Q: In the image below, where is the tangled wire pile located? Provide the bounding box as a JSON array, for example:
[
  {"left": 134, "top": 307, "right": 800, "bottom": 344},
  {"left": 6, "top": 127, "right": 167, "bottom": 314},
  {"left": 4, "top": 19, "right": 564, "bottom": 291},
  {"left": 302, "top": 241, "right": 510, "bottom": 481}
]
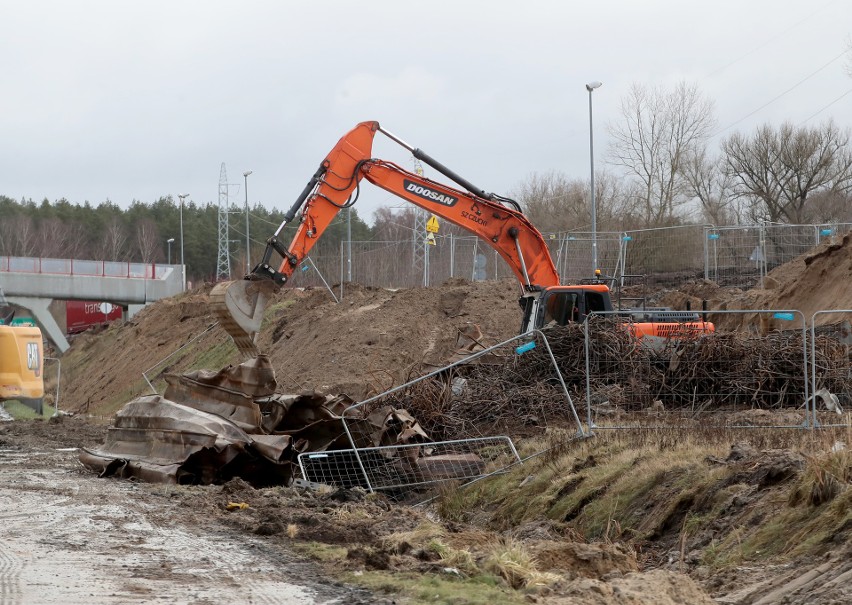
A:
[{"left": 383, "top": 319, "right": 852, "bottom": 441}]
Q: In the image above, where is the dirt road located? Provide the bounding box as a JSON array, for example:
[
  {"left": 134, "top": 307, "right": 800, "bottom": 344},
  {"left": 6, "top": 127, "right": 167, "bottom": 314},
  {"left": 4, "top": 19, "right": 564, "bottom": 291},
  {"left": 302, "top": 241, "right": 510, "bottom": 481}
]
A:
[{"left": 0, "top": 419, "right": 385, "bottom": 605}]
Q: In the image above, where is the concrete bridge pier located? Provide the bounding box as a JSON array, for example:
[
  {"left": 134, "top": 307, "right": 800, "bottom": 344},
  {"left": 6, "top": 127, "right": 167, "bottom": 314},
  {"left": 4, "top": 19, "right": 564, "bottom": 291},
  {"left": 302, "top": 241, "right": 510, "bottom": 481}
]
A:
[{"left": 6, "top": 296, "right": 70, "bottom": 354}]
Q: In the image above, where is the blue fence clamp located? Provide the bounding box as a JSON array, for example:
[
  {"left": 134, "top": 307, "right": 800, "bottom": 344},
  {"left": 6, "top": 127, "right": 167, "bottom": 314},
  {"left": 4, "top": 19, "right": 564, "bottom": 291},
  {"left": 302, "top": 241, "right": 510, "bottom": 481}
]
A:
[
  {"left": 515, "top": 341, "right": 536, "bottom": 355},
  {"left": 820, "top": 229, "right": 833, "bottom": 236},
  {"left": 772, "top": 312, "right": 795, "bottom": 321},
  {"left": 708, "top": 233, "right": 720, "bottom": 240},
  {"left": 301, "top": 265, "right": 310, "bottom": 273},
  {"left": 622, "top": 235, "right": 632, "bottom": 241}
]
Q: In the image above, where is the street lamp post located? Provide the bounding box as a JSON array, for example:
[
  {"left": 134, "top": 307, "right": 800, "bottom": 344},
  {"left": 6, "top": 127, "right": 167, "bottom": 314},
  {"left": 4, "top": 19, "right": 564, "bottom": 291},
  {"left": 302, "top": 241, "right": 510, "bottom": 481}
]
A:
[
  {"left": 178, "top": 194, "right": 190, "bottom": 291},
  {"left": 243, "top": 171, "right": 252, "bottom": 274},
  {"left": 166, "top": 238, "right": 175, "bottom": 265},
  {"left": 585, "top": 80, "right": 602, "bottom": 277}
]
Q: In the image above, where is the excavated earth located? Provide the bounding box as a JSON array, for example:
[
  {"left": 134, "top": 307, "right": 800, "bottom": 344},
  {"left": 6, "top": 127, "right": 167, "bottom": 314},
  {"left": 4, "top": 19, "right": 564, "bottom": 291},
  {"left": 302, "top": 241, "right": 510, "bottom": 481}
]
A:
[{"left": 3, "top": 230, "right": 852, "bottom": 604}]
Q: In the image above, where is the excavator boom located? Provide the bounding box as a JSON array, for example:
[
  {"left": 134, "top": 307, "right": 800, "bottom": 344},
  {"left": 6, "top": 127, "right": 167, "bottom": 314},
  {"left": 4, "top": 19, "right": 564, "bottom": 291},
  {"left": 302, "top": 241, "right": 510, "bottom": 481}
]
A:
[
  {"left": 252, "top": 121, "right": 558, "bottom": 289},
  {"left": 213, "top": 121, "right": 560, "bottom": 355}
]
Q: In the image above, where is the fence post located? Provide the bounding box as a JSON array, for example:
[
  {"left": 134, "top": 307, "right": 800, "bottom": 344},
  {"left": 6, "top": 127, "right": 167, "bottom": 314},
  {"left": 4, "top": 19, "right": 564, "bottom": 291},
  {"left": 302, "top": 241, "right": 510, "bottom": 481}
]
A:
[
  {"left": 450, "top": 233, "right": 455, "bottom": 279},
  {"left": 584, "top": 317, "right": 593, "bottom": 436},
  {"left": 339, "top": 240, "right": 345, "bottom": 301}
]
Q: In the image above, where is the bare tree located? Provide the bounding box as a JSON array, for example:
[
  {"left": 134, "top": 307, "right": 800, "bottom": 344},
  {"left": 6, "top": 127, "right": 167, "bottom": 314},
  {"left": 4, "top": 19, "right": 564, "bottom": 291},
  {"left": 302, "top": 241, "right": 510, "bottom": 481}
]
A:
[
  {"left": 512, "top": 171, "right": 635, "bottom": 233},
  {"left": 100, "top": 218, "right": 128, "bottom": 261},
  {"left": 607, "top": 81, "right": 716, "bottom": 227},
  {"left": 514, "top": 172, "right": 587, "bottom": 232},
  {"left": 682, "top": 149, "right": 742, "bottom": 225},
  {"left": 805, "top": 190, "right": 852, "bottom": 223},
  {"left": 64, "top": 223, "right": 89, "bottom": 259},
  {"left": 1, "top": 216, "right": 38, "bottom": 256},
  {"left": 0, "top": 217, "right": 19, "bottom": 255},
  {"left": 38, "top": 218, "right": 71, "bottom": 257},
  {"left": 371, "top": 207, "right": 420, "bottom": 241},
  {"left": 135, "top": 219, "right": 161, "bottom": 263},
  {"left": 721, "top": 121, "right": 852, "bottom": 223}
]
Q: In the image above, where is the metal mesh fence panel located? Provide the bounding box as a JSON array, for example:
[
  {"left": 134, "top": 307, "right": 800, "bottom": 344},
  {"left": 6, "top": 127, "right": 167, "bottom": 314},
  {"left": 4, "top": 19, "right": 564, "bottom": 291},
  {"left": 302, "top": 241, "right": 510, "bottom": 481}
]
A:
[
  {"left": 706, "top": 224, "right": 852, "bottom": 288},
  {"left": 281, "top": 222, "right": 852, "bottom": 295},
  {"left": 704, "top": 226, "right": 764, "bottom": 287},
  {"left": 297, "top": 436, "right": 521, "bottom": 492},
  {"left": 764, "top": 223, "right": 852, "bottom": 269},
  {"left": 584, "top": 310, "right": 810, "bottom": 430},
  {"left": 545, "top": 232, "right": 622, "bottom": 282},
  {"left": 622, "top": 226, "right": 707, "bottom": 286},
  {"left": 306, "top": 331, "right": 586, "bottom": 492},
  {"left": 810, "top": 311, "right": 852, "bottom": 428}
]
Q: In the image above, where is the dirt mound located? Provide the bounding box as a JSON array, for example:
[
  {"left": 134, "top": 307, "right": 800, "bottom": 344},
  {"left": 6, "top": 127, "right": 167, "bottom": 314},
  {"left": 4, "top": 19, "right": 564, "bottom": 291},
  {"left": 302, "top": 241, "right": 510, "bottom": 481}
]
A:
[
  {"left": 59, "top": 279, "right": 521, "bottom": 415},
  {"left": 743, "top": 230, "right": 852, "bottom": 323},
  {"left": 655, "top": 231, "right": 852, "bottom": 331},
  {"left": 253, "top": 279, "right": 520, "bottom": 396}
]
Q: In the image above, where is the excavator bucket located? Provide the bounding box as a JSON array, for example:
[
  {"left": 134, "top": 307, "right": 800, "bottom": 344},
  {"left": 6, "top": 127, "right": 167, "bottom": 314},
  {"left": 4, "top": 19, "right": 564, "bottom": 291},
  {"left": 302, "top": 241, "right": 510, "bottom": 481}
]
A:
[{"left": 210, "top": 279, "right": 278, "bottom": 358}]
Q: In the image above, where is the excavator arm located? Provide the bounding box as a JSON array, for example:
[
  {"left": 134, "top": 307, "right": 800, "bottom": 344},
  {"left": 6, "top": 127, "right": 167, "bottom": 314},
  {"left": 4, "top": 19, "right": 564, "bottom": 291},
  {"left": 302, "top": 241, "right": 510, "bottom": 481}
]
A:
[
  {"left": 214, "top": 120, "right": 560, "bottom": 356},
  {"left": 253, "top": 121, "right": 559, "bottom": 289}
]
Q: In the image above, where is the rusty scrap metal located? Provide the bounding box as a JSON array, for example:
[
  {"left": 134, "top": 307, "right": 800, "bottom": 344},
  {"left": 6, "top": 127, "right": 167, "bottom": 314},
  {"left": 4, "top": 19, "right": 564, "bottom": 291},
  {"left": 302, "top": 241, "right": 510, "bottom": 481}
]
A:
[
  {"left": 81, "top": 356, "right": 452, "bottom": 487},
  {"left": 78, "top": 395, "right": 296, "bottom": 485}
]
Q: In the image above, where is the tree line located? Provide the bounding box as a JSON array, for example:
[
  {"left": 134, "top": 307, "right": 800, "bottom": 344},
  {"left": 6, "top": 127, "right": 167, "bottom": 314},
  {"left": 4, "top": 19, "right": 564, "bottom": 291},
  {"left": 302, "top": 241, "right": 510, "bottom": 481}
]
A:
[{"left": 0, "top": 196, "right": 372, "bottom": 284}]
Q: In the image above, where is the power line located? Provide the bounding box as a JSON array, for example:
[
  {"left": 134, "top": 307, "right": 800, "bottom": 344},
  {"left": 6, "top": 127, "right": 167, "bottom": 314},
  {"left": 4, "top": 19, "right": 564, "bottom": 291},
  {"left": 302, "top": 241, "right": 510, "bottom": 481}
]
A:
[
  {"left": 798, "top": 87, "right": 852, "bottom": 125},
  {"left": 713, "top": 48, "right": 848, "bottom": 137},
  {"left": 704, "top": 0, "right": 839, "bottom": 79}
]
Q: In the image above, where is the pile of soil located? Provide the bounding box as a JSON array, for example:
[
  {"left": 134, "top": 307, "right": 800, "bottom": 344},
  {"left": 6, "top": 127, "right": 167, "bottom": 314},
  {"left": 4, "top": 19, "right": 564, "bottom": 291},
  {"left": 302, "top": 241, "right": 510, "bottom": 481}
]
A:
[{"left": 59, "top": 279, "right": 521, "bottom": 415}]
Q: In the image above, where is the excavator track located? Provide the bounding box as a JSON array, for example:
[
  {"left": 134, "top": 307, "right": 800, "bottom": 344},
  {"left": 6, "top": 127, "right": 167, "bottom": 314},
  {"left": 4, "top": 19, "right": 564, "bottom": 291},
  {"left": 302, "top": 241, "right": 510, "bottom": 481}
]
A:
[{"left": 210, "top": 280, "right": 277, "bottom": 359}]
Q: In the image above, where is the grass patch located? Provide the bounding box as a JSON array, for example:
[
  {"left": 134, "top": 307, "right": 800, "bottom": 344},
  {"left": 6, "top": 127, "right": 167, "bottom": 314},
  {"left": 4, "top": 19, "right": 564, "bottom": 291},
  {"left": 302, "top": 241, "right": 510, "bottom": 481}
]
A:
[
  {"left": 341, "top": 570, "right": 526, "bottom": 605},
  {"left": 94, "top": 380, "right": 152, "bottom": 416},
  {"left": 483, "top": 538, "right": 560, "bottom": 590},
  {"left": 294, "top": 535, "right": 527, "bottom": 605},
  {"left": 261, "top": 299, "right": 297, "bottom": 330},
  {"left": 187, "top": 338, "right": 238, "bottom": 372},
  {"left": 1, "top": 400, "right": 58, "bottom": 419}
]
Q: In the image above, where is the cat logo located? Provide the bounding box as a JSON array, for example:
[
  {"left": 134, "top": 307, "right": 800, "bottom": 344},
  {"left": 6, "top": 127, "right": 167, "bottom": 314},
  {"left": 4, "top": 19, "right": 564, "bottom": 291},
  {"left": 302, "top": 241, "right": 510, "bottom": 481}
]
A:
[{"left": 26, "top": 342, "right": 40, "bottom": 377}]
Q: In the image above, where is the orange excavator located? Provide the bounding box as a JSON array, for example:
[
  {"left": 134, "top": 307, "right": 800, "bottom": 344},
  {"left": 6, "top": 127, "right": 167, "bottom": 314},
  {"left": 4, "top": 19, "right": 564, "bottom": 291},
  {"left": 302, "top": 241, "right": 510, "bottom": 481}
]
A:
[{"left": 212, "top": 121, "right": 713, "bottom": 356}]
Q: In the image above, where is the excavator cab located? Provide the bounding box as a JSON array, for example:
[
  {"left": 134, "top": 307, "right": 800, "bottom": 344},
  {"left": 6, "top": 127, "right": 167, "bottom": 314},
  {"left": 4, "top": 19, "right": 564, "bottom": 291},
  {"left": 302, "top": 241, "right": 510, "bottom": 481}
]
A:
[
  {"left": 540, "top": 286, "right": 613, "bottom": 325},
  {"left": 520, "top": 285, "right": 615, "bottom": 332}
]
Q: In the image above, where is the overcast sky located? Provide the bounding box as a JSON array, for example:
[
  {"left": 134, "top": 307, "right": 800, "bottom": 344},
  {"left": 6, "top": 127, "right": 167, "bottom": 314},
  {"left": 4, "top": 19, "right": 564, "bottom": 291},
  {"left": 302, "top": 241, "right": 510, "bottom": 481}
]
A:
[{"left": 2, "top": 0, "right": 850, "bottom": 232}]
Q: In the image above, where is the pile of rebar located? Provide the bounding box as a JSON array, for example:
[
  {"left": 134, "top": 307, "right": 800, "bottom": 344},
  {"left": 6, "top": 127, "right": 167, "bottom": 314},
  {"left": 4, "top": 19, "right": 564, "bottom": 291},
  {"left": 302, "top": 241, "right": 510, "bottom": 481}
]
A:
[{"left": 384, "top": 320, "right": 852, "bottom": 440}]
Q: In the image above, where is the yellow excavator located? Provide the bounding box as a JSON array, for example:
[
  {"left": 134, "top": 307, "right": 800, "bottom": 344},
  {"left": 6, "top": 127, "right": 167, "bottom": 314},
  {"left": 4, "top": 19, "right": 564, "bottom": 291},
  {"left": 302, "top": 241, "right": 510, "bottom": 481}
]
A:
[
  {"left": 212, "top": 121, "right": 713, "bottom": 355},
  {"left": 0, "top": 297, "right": 45, "bottom": 414}
]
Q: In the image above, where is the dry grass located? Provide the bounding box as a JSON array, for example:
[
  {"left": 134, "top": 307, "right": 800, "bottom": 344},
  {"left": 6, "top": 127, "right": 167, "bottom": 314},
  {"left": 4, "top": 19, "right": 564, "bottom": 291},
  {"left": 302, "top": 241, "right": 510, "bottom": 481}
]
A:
[
  {"left": 427, "top": 539, "right": 480, "bottom": 577},
  {"left": 432, "top": 423, "right": 852, "bottom": 577},
  {"left": 382, "top": 521, "right": 446, "bottom": 554},
  {"left": 483, "top": 538, "right": 560, "bottom": 590}
]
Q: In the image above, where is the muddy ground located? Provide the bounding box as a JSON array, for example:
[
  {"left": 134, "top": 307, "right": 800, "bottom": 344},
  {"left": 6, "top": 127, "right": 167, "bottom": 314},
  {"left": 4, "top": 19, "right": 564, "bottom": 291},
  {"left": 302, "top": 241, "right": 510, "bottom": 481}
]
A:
[
  {"left": 5, "top": 416, "right": 852, "bottom": 604},
  {"left": 0, "top": 417, "right": 393, "bottom": 605},
  {"left": 1, "top": 417, "right": 721, "bottom": 605}
]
